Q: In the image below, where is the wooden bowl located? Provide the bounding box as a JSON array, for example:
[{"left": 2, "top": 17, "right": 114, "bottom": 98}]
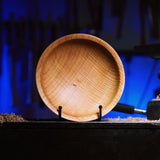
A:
[{"left": 36, "top": 34, "right": 125, "bottom": 122}]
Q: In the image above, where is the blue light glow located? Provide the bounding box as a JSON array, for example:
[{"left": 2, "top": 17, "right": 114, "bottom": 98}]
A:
[{"left": 0, "top": 0, "right": 160, "bottom": 119}]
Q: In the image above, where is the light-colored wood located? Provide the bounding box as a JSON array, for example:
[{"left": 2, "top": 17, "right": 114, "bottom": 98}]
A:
[{"left": 36, "top": 33, "right": 125, "bottom": 122}]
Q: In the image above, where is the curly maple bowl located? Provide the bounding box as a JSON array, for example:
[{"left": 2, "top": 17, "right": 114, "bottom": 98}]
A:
[{"left": 36, "top": 34, "right": 125, "bottom": 122}]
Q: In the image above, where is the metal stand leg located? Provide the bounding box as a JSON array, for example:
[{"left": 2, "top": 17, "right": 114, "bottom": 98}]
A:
[
  {"left": 98, "top": 105, "right": 102, "bottom": 121},
  {"left": 58, "top": 106, "right": 62, "bottom": 120}
]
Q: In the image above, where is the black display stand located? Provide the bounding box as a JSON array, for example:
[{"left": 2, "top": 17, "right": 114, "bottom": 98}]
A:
[{"left": 57, "top": 105, "right": 103, "bottom": 121}]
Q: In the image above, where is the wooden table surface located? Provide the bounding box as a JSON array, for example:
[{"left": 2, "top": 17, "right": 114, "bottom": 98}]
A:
[{"left": 1, "top": 120, "right": 160, "bottom": 160}]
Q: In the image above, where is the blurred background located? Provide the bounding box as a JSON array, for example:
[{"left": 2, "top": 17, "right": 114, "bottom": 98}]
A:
[{"left": 0, "top": 0, "right": 160, "bottom": 120}]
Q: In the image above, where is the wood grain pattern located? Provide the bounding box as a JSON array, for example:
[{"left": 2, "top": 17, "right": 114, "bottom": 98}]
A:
[{"left": 36, "top": 33, "right": 125, "bottom": 122}]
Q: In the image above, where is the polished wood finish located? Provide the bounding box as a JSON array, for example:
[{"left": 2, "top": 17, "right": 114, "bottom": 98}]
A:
[{"left": 36, "top": 34, "right": 125, "bottom": 122}]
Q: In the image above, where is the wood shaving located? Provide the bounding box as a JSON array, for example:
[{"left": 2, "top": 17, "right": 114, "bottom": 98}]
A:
[
  {"left": 1, "top": 113, "right": 160, "bottom": 123},
  {"left": 0, "top": 113, "right": 26, "bottom": 123},
  {"left": 105, "top": 117, "right": 160, "bottom": 122}
]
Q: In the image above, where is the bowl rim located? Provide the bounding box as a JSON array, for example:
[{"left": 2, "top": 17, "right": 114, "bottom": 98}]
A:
[{"left": 36, "top": 33, "right": 125, "bottom": 122}]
